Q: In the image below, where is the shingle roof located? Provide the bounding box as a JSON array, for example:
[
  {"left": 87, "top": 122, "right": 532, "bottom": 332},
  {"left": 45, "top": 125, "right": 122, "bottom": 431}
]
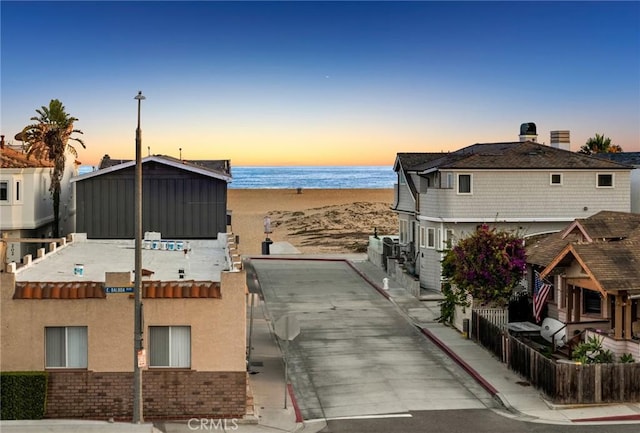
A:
[
  {"left": 1, "top": 146, "right": 54, "bottom": 168},
  {"left": 420, "top": 141, "right": 632, "bottom": 171},
  {"left": 594, "top": 152, "right": 640, "bottom": 166},
  {"left": 528, "top": 211, "right": 640, "bottom": 293},
  {"left": 99, "top": 154, "right": 231, "bottom": 175},
  {"left": 73, "top": 155, "right": 232, "bottom": 183},
  {"left": 572, "top": 234, "right": 640, "bottom": 292},
  {"left": 527, "top": 211, "right": 640, "bottom": 267},
  {"left": 395, "top": 152, "right": 445, "bottom": 171},
  {"left": 13, "top": 280, "right": 221, "bottom": 299}
]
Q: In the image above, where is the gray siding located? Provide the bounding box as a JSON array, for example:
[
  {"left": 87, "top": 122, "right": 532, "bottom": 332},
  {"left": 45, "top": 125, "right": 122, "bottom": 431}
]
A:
[
  {"left": 394, "top": 173, "right": 416, "bottom": 213},
  {"left": 76, "top": 162, "right": 227, "bottom": 239},
  {"left": 421, "top": 170, "right": 630, "bottom": 219}
]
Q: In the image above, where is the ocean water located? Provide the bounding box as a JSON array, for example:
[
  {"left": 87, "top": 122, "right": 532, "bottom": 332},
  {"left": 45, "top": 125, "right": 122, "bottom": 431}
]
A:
[
  {"left": 229, "top": 166, "right": 395, "bottom": 189},
  {"left": 78, "top": 165, "right": 396, "bottom": 189}
]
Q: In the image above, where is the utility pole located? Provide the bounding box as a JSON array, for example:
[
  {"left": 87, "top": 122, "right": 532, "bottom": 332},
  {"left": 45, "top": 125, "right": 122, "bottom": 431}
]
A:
[{"left": 133, "top": 91, "right": 145, "bottom": 423}]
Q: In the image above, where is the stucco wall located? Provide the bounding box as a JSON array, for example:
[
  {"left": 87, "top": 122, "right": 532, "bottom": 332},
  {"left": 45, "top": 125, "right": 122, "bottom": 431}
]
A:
[{"left": 0, "top": 271, "right": 246, "bottom": 373}]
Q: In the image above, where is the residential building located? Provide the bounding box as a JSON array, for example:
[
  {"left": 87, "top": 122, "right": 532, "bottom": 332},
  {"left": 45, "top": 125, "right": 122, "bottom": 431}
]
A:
[
  {"left": 0, "top": 234, "right": 248, "bottom": 419},
  {"left": 72, "top": 155, "right": 232, "bottom": 239},
  {"left": 391, "top": 125, "right": 633, "bottom": 293},
  {"left": 594, "top": 152, "right": 640, "bottom": 213},
  {"left": 527, "top": 211, "right": 640, "bottom": 357},
  {"left": 0, "top": 135, "right": 79, "bottom": 263}
]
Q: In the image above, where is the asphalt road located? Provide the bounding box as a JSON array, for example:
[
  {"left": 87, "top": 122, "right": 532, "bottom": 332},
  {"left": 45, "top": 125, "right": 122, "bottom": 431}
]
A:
[
  {"left": 321, "top": 410, "right": 640, "bottom": 433},
  {"left": 250, "top": 259, "right": 497, "bottom": 420}
]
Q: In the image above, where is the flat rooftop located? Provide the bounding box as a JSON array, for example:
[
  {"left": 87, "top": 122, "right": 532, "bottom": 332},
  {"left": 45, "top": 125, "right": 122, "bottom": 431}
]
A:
[{"left": 16, "top": 238, "right": 228, "bottom": 282}]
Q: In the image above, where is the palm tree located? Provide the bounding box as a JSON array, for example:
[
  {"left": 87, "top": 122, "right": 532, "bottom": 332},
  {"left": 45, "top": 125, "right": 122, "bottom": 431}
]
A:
[
  {"left": 579, "top": 133, "right": 623, "bottom": 155},
  {"left": 18, "top": 99, "right": 85, "bottom": 237}
]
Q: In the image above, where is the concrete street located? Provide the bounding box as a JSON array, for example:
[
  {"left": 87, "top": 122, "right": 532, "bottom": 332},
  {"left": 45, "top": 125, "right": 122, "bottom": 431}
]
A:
[{"left": 251, "top": 258, "right": 496, "bottom": 420}]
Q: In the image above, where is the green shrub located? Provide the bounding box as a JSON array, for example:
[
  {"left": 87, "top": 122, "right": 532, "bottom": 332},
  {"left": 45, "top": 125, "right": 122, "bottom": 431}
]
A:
[
  {"left": 619, "top": 353, "right": 635, "bottom": 363},
  {"left": 571, "top": 336, "right": 614, "bottom": 364},
  {"left": 0, "top": 372, "right": 48, "bottom": 420}
]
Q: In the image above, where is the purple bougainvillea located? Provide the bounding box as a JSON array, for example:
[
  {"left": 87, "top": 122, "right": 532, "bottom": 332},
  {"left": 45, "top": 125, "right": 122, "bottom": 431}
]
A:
[{"left": 441, "top": 224, "right": 526, "bottom": 306}]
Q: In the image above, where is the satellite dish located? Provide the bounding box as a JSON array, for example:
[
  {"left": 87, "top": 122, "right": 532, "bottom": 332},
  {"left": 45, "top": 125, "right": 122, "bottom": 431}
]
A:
[{"left": 540, "top": 317, "right": 566, "bottom": 347}]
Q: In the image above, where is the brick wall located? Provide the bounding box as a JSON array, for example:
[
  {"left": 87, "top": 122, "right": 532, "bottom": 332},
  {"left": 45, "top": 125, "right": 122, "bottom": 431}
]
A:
[{"left": 45, "top": 370, "right": 246, "bottom": 420}]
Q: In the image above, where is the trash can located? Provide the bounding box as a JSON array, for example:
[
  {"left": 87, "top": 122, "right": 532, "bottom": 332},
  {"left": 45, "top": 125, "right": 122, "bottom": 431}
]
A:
[{"left": 261, "top": 238, "right": 273, "bottom": 255}]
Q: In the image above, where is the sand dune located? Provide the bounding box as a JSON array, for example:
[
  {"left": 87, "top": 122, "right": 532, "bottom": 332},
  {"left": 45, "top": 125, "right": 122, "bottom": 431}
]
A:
[{"left": 227, "top": 189, "right": 397, "bottom": 255}]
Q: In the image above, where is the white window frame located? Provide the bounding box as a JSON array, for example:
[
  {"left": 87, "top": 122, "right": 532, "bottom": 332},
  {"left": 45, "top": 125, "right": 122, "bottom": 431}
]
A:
[
  {"left": 427, "top": 227, "right": 436, "bottom": 249},
  {"left": 45, "top": 326, "right": 88, "bottom": 369},
  {"left": 149, "top": 326, "right": 191, "bottom": 368},
  {"left": 419, "top": 226, "right": 426, "bottom": 248},
  {"left": 550, "top": 173, "right": 563, "bottom": 186},
  {"left": 596, "top": 173, "right": 614, "bottom": 188},
  {"left": 457, "top": 174, "right": 473, "bottom": 195}
]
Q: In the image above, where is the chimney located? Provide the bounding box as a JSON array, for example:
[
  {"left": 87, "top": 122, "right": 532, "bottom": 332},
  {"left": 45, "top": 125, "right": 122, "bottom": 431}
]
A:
[
  {"left": 519, "top": 123, "right": 537, "bottom": 143},
  {"left": 550, "top": 130, "right": 570, "bottom": 151}
]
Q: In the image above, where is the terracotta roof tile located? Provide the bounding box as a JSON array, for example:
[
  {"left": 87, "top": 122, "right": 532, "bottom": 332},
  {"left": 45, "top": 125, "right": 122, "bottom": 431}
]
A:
[
  {"left": 13, "top": 280, "right": 221, "bottom": 299},
  {"left": 142, "top": 281, "right": 221, "bottom": 298},
  {"left": 1, "top": 146, "right": 54, "bottom": 168},
  {"left": 14, "top": 282, "right": 106, "bottom": 299}
]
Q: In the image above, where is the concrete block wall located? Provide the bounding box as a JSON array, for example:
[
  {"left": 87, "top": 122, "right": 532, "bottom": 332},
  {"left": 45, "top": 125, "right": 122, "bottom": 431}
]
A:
[{"left": 45, "top": 370, "right": 246, "bottom": 420}]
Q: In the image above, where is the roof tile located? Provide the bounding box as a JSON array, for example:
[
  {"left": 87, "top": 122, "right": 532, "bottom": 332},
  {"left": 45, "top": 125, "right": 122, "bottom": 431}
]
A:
[{"left": 13, "top": 280, "right": 221, "bottom": 299}]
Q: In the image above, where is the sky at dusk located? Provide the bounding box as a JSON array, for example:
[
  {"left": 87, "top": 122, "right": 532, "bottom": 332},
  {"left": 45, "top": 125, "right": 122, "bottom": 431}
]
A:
[{"left": 1, "top": 1, "right": 639, "bottom": 167}]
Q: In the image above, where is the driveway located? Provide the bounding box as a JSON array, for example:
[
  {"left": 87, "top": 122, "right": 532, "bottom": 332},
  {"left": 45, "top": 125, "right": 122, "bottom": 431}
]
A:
[{"left": 250, "top": 258, "right": 496, "bottom": 420}]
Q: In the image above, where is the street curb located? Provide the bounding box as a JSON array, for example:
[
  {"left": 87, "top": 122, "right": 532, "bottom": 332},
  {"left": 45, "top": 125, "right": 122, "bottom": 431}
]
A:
[
  {"left": 417, "top": 327, "right": 500, "bottom": 397},
  {"left": 287, "top": 383, "right": 304, "bottom": 423}
]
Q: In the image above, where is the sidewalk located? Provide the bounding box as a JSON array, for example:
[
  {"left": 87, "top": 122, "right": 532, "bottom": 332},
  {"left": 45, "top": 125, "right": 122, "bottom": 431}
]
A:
[{"left": 349, "top": 258, "right": 640, "bottom": 425}]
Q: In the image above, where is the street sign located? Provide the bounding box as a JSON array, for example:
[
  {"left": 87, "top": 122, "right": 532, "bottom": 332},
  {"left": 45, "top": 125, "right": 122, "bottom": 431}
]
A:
[
  {"left": 105, "top": 287, "right": 134, "bottom": 294},
  {"left": 275, "top": 314, "right": 300, "bottom": 341}
]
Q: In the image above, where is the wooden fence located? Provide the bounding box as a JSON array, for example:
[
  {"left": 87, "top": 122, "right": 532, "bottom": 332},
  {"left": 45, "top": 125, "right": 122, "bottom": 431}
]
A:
[{"left": 471, "top": 311, "right": 640, "bottom": 404}]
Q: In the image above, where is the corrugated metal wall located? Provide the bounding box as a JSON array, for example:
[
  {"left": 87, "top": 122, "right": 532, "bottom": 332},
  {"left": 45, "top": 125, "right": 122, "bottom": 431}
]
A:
[{"left": 76, "top": 162, "right": 227, "bottom": 239}]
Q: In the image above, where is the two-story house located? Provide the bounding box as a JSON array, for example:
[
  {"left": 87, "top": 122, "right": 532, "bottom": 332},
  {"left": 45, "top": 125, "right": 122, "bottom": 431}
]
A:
[
  {"left": 0, "top": 135, "right": 78, "bottom": 264},
  {"left": 392, "top": 127, "right": 632, "bottom": 292}
]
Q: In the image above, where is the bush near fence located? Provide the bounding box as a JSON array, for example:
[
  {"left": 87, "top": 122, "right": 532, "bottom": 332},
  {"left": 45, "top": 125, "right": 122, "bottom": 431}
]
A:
[
  {"left": 471, "top": 312, "right": 640, "bottom": 404},
  {"left": 1, "top": 372, "right": 48, "bottom": 420}
]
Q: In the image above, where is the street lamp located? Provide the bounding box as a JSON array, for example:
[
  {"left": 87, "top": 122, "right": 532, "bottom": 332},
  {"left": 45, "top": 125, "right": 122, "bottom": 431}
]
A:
[{"left": 133, "top": 91, "right": 145, "bottom": 423}]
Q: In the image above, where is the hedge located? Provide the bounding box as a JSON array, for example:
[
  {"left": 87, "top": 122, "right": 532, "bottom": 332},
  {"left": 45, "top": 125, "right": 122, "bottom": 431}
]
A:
[{"left": 1, "top": 372, "right": 48, "bottom": 420}]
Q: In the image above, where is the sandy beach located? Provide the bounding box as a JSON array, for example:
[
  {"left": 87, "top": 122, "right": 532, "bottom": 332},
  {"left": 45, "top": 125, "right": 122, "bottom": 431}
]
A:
[{"left": 227, "top": 189, "right": 397, "bottom": 255}]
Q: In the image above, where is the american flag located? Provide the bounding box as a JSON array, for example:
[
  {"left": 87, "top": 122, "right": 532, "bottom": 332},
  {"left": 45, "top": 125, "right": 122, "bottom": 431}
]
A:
[{"left": 533, "top": 271, "right": 552, "bottom": 323}]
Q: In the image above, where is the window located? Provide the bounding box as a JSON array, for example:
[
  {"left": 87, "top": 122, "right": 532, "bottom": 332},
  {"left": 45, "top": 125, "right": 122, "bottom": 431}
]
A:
[
  {"left": 399, "top": 171, "right": 406, "bottom": 185},
  {"left": 45, "top": 326, "right": 88, "bottom": 368},
  {"left": 0, "top": 181, "right": 7, "bottom": 201},
  {"left": 444, "top": 229, "right": 455, "bottom": 249},
  {"left": 550, "top": 173, "right": 563, "bottom": 185},
  {"left": 583, "top": 290, "right": 601, "bottom": 315},
  {"left": 596, "top": 173, "right": 614, "bottom": 188},
  {"left": 446, "top": 173, "right": 454, "bottom": 189},
  {"left": 399, "top": 220, "right": 408, "bottom": 244},
  {"left": 457, "top": 174, "right": 472, "bottom": 194},
  {"left": 419, "top": 227, "right": 426, "bottom": 248},
  {"left": 427, "top": 228, "right": 436, "bottom": 249},
  {"left": 149, "top": 326, "right": 191, "bottom": 368}
]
